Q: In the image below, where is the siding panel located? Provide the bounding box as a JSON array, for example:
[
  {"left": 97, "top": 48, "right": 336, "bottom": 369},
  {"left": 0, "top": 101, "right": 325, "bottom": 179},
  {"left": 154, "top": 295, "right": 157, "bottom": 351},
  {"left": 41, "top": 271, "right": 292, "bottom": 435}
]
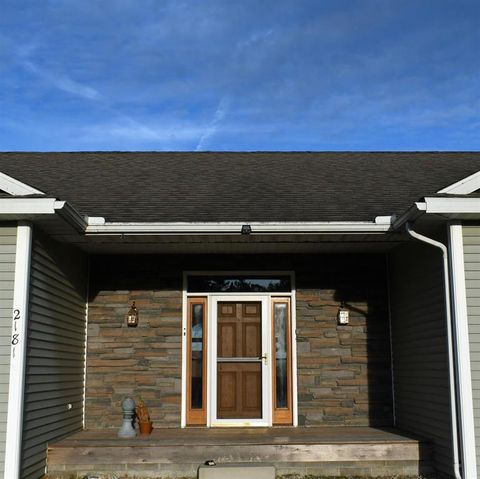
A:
[
  {"left": 389, "top": 242, "right": 453, "bottom": 476},
  {"left": 463, "top": 225, "right": 480, "bottom": 471},
  {"left": 21, "top": 231, "right": 87, "bottom": 479},
  {"left": 0, "top": 226, "right": 16, "bottom": 477}
]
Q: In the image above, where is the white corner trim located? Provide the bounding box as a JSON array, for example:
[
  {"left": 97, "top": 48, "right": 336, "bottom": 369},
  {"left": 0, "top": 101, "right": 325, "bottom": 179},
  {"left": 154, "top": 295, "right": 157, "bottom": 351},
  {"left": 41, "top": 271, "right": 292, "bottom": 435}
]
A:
[
  {"left": 448, "top": 222, "right": 477, "bottom": 479},
  {"left": 85, "top": 220, "right": 392, "bottom": 235},
  {"left": 0, "top": 172, "right": 44, "bottom": 196},
  {"left": 5, "top": 223, "right": 33, "bottom": 479},
  {"left": 438, "top": 170, "right": 480, "bottom": 195}
]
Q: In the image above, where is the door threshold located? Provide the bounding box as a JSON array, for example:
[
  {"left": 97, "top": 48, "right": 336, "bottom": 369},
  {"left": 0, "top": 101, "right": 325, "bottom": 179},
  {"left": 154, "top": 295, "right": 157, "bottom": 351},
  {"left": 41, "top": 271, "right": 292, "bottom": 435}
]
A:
[{"left": 210, "top": 421, "right": 270, "bottom": 427}]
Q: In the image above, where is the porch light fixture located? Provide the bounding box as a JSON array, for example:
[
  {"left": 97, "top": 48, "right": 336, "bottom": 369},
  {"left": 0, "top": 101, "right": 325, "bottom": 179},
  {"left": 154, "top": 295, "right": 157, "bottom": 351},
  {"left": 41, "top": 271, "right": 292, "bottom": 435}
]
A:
[
  {"left": 127, "top": 301, "right": 139, "bottom": 327},
  {"left": 241, "top": 224, "right": 252, "bottom": 235},
  {"left": 337, "top": 303, "right": 349, "bottom": 325}
]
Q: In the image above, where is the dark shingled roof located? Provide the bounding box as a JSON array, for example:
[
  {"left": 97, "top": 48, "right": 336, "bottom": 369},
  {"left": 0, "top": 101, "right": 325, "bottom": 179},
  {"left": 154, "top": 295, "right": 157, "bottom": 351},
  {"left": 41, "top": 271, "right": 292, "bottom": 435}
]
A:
[{"left": 0, "top": 152, "right": 479, "bottom": 223}]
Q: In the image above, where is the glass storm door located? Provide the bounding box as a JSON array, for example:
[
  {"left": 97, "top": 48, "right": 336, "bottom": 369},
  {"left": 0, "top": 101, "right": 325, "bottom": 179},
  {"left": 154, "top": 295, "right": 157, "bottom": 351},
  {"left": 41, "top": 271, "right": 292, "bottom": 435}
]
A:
[{"left": 210, "top": 297, "right": 270, "bottom": 426}]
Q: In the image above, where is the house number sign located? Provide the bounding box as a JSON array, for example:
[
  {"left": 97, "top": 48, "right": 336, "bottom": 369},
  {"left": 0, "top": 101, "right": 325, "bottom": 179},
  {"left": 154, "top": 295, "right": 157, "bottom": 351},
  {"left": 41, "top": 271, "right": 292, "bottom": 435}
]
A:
[{"left": 11, "top": 309, "right": 21, "bottom": 357}]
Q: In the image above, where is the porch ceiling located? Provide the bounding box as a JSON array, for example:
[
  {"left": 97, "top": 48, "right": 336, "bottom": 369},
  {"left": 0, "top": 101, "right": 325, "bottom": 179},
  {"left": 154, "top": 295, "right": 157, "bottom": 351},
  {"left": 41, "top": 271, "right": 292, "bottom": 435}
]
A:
[
  {"left": 78, "top": 237, "right": 404, "bottom": 254},
  {"left": 34, "top": 215, "right": 406, "bottom": 253}
]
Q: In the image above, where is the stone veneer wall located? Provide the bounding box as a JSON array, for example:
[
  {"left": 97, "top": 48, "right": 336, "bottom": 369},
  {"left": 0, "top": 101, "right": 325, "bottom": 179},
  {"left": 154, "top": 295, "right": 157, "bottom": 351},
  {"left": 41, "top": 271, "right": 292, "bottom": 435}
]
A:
[
  {"left": 295, "top": 261, "right": 393, "bottom": 426},
  {"left": 85, "top": 254, "right": 392, "bottom": 428}
]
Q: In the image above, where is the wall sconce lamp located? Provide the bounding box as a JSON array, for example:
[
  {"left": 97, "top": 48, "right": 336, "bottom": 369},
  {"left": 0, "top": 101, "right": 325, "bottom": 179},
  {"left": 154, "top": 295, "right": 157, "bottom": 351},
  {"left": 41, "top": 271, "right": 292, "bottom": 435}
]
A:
[
  {"left": 127, "top": 301, "right": 139, "bottom": 327},
  {"left": 337, "top": 302, "right": 349, "bottom": 325}
]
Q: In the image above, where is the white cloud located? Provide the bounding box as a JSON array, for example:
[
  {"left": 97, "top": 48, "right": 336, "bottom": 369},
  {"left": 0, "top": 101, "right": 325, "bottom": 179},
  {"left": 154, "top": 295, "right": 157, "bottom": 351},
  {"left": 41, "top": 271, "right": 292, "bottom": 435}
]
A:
[
  {"left": 22, "top": 61, "right": 101, "bottom": 101},
  {"left": 237, "top": 29, "right": 274, "bottom": 50},
  {"left": 196, "top": 96, "right": 230, "bottom": 151},
  {"left": 81, "top": 119, "right": 203, "bottom": 144}
]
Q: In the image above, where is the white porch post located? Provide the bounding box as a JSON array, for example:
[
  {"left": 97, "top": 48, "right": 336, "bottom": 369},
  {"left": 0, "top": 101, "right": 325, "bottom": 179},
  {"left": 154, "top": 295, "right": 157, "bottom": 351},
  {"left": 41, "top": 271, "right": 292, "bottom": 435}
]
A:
[
  {"left": 4, "top": 222, "right": 32, "bottom": 479},
  {"left": 448, "top": 222, "right": 477, "bottom": 479}
]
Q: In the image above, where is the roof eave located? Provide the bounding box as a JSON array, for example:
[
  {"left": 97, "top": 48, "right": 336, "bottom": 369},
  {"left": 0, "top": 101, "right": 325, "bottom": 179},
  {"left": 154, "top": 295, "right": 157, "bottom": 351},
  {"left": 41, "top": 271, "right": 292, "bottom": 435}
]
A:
[
  {"left": 393, "top": 197, "right": 480, "bottom": 230},
  {"left": 84, "top": 219, "right": 393, "bottom": 235}
]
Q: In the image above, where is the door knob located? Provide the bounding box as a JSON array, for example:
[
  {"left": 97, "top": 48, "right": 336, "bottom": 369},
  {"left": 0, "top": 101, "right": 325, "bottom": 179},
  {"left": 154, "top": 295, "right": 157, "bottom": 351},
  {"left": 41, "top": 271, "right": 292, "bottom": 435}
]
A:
[{"left": 260, "top": 353, "right": 268, "bottom": 365}]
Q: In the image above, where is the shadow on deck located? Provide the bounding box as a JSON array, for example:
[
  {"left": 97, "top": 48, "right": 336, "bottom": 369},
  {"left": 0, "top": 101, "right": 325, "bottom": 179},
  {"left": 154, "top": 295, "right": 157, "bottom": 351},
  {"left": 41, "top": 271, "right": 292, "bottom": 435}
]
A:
[{"left": 47, "top": 426, "right": 433, "bottom": 478}]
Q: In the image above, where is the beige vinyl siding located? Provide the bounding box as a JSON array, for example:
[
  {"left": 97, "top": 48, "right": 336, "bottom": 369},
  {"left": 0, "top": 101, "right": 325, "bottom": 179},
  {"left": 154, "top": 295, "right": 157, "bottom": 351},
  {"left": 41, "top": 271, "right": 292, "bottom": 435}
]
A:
[
  {"left": 21, "top": 230, "right": 87, "bottom": 479},
  {"left": 0, "top": 226, "right": 16, "bottom": 476},
  {"left": 389, "top": 241, "right": 453, "bottom": 476},
  {"left": 463, "top": 225, "right": 480, "bottom": 471}
]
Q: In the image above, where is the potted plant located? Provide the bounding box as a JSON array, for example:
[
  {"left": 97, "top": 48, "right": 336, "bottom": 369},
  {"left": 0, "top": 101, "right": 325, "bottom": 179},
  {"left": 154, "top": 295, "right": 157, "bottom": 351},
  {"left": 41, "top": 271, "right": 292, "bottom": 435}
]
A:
[{"left": 135, "top": 397, "right": 153, "bottom": 436}]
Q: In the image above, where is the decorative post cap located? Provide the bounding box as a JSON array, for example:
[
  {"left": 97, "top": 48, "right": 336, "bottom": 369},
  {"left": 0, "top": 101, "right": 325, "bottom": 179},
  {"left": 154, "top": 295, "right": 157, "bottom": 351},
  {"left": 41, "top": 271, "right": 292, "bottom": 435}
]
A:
[{"left": 122, "top": 397, "right": 136, "bottom": 412}]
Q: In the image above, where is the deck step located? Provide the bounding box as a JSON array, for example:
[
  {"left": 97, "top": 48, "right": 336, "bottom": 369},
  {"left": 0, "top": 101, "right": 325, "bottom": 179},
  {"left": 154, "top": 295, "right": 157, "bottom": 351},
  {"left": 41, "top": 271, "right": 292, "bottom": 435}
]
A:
[
  {"left": 46, "top": 427, "right": 433, "bottom": 479},
  {"left": 198, "top": 463, "right": 275, "bottom": 479},
  {"left": 47, "top": 442, "right": 431, "bottom": 478}
]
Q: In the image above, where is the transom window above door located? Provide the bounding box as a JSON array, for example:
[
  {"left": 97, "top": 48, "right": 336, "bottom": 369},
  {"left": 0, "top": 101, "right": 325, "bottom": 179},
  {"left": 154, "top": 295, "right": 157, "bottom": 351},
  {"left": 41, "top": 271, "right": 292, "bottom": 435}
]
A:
[{"left": 187, "top": 275, "right": 291, "bottom": 293}]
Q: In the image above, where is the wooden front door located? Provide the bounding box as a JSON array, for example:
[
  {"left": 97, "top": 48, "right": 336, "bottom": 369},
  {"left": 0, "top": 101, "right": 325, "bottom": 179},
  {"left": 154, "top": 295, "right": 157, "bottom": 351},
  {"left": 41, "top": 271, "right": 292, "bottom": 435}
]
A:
[{"left": 216, "top": 302, "right": 263, "bottom": 419}]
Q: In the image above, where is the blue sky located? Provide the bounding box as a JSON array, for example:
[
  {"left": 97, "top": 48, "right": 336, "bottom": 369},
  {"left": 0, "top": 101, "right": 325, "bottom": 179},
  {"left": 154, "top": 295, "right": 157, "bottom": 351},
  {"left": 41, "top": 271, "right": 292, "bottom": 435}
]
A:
[{"left": 0, "top": 0, "right": 479, "bottom": 151}]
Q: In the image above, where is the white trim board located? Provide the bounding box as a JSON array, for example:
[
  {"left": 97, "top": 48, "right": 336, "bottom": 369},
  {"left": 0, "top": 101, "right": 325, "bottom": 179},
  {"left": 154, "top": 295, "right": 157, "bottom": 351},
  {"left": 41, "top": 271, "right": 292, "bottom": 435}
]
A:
[
  {"left": 4, "top": 223, "right": 33, "bottom": 479},
  {"left": 85, "top": 220, "right": 392, "bottom": 235},
  {"left": 0, "top": 198, "right": 58, "bottom": 215},
  {"left": 438, "top": 170, "right": 480, "bottom": 195},
  {"left": 423, "top": 197, "right": 480, "bottom": 215},
  {"left": 448, "top": 223, "right": 477, "bottom": 479},
  {"left": 0, "top": 172, "right": 44, "bottom": 196}
]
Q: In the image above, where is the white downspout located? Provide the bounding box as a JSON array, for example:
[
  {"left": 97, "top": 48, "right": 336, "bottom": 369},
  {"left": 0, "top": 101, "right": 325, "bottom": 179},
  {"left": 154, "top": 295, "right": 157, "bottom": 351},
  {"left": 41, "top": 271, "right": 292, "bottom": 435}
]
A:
[
  {"left": 4, "top": 222, "right": 33, "bottom": 479},
  {"left": 405, "top": 223, "right": 462, "bottom": 479}
]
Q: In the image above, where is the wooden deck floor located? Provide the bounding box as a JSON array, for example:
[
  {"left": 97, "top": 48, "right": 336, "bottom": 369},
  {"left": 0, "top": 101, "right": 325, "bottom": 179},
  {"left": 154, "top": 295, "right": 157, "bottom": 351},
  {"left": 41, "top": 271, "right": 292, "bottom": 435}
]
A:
[
  {"left": 47, "top": 427, "right": 433, "bottom": 479},
  {"left": 52, "top": 425, "right": 422, "bottom": 446}
]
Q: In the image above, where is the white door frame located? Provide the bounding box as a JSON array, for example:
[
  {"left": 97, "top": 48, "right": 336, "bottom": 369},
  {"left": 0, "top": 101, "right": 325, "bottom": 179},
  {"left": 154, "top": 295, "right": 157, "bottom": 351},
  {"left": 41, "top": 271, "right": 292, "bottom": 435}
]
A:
[
  {"left": 208, "top": 295, "right": 271, "bottom": 427},
  {"left": 181, "top": 271, "right": 298, "bottom": 428}
]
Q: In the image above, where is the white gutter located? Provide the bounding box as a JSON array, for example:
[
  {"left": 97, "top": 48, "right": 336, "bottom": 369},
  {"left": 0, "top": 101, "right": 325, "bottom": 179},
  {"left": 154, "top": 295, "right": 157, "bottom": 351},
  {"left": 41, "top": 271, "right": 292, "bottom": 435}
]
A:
[
  {"left": 392, "top": 202, "right": 426, "bottom": 230},
  {"left": 0, "top": 197, "right": 58, "bottom": 215},
  {"left": 394, "top": 197, "right": 480, "bottom": 230},
  {"left": 448, "top": 222, "right": 477, "bottom": 479},
  {"left": 54, "top": 201, "right": 88, "bottom": 232},
  {"left": 0, "top": 198, "right": 88, "bottom": 233},
  {"left": 405, "top": 223, "right": 462, "bottom": 479},
  {"left": 0, "top": 199, "right": 394, "bottom": 235},
  {"left": 4, "top": 222, "right": 33, "bottom": 479},
  {"left": 85, "top": 217, "right": 392, "bottom": 235},
  {"left": 423, "top": 197, "right": 480, "bottom": 215}
]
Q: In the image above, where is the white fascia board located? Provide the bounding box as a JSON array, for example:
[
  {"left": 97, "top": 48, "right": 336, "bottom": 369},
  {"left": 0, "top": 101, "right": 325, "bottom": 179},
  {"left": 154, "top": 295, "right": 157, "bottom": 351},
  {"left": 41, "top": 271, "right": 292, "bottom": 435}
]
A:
[
  {"left": 0, "top": 172, "right": 44, "bottom": 196},
  {"left": 424, "top": 197, "right": 480, "bottom": 214},
  {"left": 438, "top": 170, "right": 480, "bottom": 195},
  {"left": 0, "top": 197, "right": 58, "bottom": 215},
  {"left": 85, "top": 220, "right": 392, "bottom": 235},
  {"left": 0, "top": 198, "right": 88, "bottom": 232}
]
